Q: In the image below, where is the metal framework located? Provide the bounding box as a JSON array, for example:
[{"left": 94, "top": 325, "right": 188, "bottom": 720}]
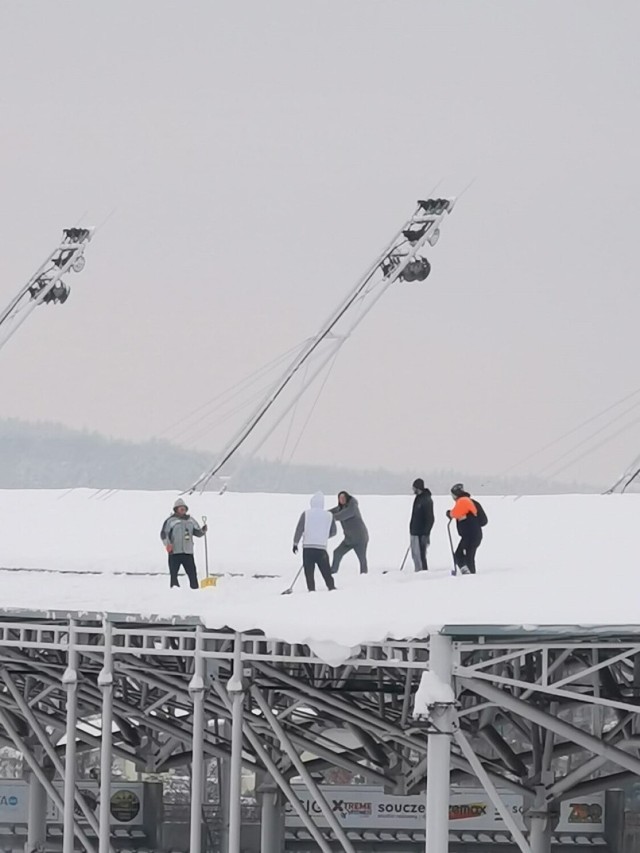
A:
[
  {"left": 0, "top": 613, "right": 635, "bottom": 853},
  {"left": 187, "top": 197, "right": 455, "bottom": 494},
  {"left": 0, "top": 228, "right": 94, "bottom": 353}
]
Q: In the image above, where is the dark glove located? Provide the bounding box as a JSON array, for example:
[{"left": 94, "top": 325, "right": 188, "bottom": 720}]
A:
[
  {"left": 446, "top": 510, "right": 451, "bottom": 519},
  {"left": 292, "top": 544, "right": 298, "bottom": 554},
  {"left": 202, "top": 524, "right": 208, "bottom": 534}
]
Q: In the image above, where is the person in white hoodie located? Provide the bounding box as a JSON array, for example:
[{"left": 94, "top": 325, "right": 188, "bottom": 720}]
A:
[{"left": 292, "top": 492, "right": 337, "bottom": 592}]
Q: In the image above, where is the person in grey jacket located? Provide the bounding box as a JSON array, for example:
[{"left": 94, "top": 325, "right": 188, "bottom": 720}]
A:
[
  {"left": 160, "top": 498, "right": 207, "bottom": 589},
  {"left": 329, "top": 491, "right": 369, "bottom": 575}
]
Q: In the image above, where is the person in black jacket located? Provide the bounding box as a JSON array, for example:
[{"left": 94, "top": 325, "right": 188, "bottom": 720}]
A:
[{"left": 409, "top": 478, "right": 434, "bottom": 571}]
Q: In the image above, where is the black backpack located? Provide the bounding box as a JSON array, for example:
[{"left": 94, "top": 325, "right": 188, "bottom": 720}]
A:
[{"left": 472, "top": 499, "right": 488, "bottom": 527}]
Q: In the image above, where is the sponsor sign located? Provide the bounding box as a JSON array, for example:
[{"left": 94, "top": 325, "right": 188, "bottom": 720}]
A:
[
  {"left": 285, "top": 786, "right": 605, "bottom": 834},
  {"left": 557, "top": 796, "right": 605, "bottom": 833},
  {"left": 0, "top": 780, "right": 144, "bottom": 826},
  {"left": 0, "top": 785, "right": 24, "bottom": 823}
]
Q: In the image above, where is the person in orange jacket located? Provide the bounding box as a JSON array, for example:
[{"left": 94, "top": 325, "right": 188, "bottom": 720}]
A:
[{"left": 446, "top": 483, "right": 482, "bottom": 574}]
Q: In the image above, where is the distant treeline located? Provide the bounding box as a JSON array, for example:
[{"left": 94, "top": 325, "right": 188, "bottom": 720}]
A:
[{"left": 0, "top": 419, "right": 599, "bottom": 494}]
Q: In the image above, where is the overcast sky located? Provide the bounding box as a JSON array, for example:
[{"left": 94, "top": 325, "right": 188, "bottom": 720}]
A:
[{"left": 0, "top": 1, "right": 639, "bottom": 488}]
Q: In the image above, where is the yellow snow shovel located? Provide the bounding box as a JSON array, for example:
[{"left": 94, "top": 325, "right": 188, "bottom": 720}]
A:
[{"left": 200, "top": 516, "right": 217, "bottom": 589}]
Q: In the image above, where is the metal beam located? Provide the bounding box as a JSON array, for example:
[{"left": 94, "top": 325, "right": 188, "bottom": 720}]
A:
[
  {"left": 252, "top": 686, "right": 357, "bottom": 853},
  {"left": 212, "top": 681, "right": 332, "bottom": 853},
  {"left": 1, "top": 670, "right": 107, "bottom": 845},
  {"left": 454, "top": 729, "right": 533, "bottom": 853},
  {"left": 462, "top": 677, "right": 640, "bottom": 777},
  {"left": 0, "top": 707, "right": 96, "bottom": 852}
]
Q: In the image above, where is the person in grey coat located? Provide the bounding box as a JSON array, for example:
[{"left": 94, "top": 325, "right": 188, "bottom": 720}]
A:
[
  {"left": 329, "top": 491, "right": 369, "bottom": 575},
  {"left": 160, "top": 497, "right": 208, "bottom": 589}
]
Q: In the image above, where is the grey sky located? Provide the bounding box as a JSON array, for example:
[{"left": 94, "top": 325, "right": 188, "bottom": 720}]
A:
[{"left": 0, "top": 1, "right": 639, "bottom": 487}]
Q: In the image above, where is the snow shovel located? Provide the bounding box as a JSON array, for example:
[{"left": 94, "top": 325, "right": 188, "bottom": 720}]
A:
[
  {"left": 200, "top": 516, "right": 217, "bottom": 589},
  {"left": 281, "top": 564, "right": 304, "bottom": 595},
  {"left": 447, "top": 518, "right": 457, "bottom": 576},
  {"left": 382, "top": 544, "right": 411, "bottom": 575},
  {"left": 399, "top": 545, "right": 410, "bottom": 571}
]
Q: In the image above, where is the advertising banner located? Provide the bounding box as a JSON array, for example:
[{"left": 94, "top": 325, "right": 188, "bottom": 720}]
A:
[
  {"left": 0, "top": 780, "right": 144, "bottom": 826},
  {"left": 285, "top": 786, "right": 605, "bottom": 834}
]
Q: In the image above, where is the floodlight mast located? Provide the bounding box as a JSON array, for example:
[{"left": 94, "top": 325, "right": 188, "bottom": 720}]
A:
[
  {"left": 0, "top": 227, "right": 95, "bottom": 353},
  {"left": 186, "top": 197, "right": 456, "bottom": 495}
]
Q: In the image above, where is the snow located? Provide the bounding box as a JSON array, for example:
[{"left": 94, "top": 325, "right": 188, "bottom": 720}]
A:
[
  {"left": 413, "top": 671, "right": 456, "bottom": 717},
  {"left": 0, "top": 489, "right": 638, "bottom": 665}
]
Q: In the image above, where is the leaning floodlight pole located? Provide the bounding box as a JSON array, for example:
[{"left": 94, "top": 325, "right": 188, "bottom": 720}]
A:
[
  {"left": 606, "top": 450, "right": 640, "bottom": 494},
  {"left": 0, "top": 226, "right": 94, "bottom": 353},
  {"left": 186, "top": 197, "right": 456, "bottom": 493}
]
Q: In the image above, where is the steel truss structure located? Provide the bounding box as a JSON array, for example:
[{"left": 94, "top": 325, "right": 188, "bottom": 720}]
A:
[{"left": 0, "top": 613, "right": 636, "bottom": 853}]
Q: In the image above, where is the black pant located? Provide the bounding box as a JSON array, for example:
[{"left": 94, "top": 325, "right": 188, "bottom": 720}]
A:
[
  {"left": 454, "top": 537, "right": 481, "bottom": 575},
  {"left": 169, "top": 553, "right": 199, "bottom": 589},
  {"left": 303, "top": 548, "right": 335, "bottom": 592},
  {"left": 331, "top": 540, "right": 368, "bottom": 574}
]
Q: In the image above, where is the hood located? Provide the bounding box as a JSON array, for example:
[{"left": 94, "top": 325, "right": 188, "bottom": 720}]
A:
[
  {"left": 310, "top": 492, "right": 325, "bottom": 509},
  {"left": 173, "top": 497, "right": 188, "bottom": 510},
  {"left": 338, "top": 491, "right": 353, "bottom": 504}
]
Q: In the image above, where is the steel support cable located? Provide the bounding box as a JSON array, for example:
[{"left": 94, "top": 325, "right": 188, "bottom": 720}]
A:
[
  {"left": 80, "top": 343, "right": 305, "bottom": 502},
  {"left": 495, "top": 382, "right": 640, "bottom": 479},
  {"left": 278, "top": 349, "right": 340, "bottom": 476},
  {"left": 180, "top": 376, "right": 288, "bottom": 446},
  {"left": 207, "top": 343, "right": 341, "bottom": 493},
  {"left": 159, "top": 340, "right": 306, "bottom": 440},
  {"left": 261, "top": 349, "right": 339, "bottom": 493},
  {"left": 544, "top": 411, "right": 640, "bottom": 481},
  {"left": 89, "top": 347, "right": 306, "bottom": 502},
  {"left": 274, "top": 363, "right": 309, "bottom": 471},
  {"left": 185, "top": 198, "right": 453, "bottom": 493},
  {"left": 533, "top": 396, "right": 640, "bottom": 478},
  {"left": 188, "top": 278, "right": 384, "bottom": 493},
  {"left": 267, "top": 365, "right": 309, "bottom": 492}
]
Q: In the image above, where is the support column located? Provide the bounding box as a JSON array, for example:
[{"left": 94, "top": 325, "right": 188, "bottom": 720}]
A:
[
  {"left": 212, "top": 682, "right": 332, "bottom": 853},
  {"left": 525, "top": 775, "right": 555, "bottom": 853},
  {"left": 26, "top": 755, "right": 47, "bottom": 853},
  {"left": 189, "top": 626, "right": 206, "bottom": 853},
  {"left": 228, "top": 633, "right": 245, "bottom": 853},
  {"left": 528, "top": 812, "right": 552, "bottom": 853},
  {"left": 62, "top": 619, "right": 79, "bottom": 853},
  {"left": 259, "top": 775, "right": 284, "bottom": 853},
  {"left": 251, "top": 688, "right": 356, "bottom": 853},
  {"left": 218, "top": 727, "right": 230, "bottom": 853},
  {"left": 425, "top": 633, "right": 453, "bottom": 853},
  {"left": 98, "top": 619, "right": 114, "bottom": 853}
]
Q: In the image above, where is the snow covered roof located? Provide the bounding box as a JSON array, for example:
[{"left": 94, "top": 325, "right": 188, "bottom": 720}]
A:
[{"left": 0, "top": 489, "right": 638, "bottom": 664}]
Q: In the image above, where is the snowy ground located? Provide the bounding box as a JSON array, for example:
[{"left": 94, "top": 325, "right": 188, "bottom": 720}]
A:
[{"left": 0, "top": 489, "right": 637, "bottom": 663}]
